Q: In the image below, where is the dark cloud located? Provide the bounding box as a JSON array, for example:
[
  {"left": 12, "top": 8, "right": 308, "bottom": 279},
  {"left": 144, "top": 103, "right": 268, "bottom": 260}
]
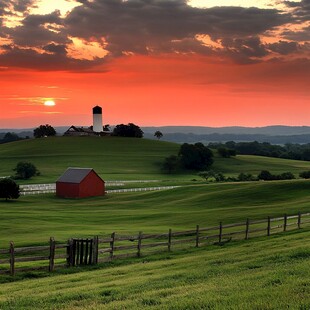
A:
[
  {"left": 221, "top": 36, "right": 268, "bottom": 63},
  {"left": 267, "top": 40, "right": 299, "bottom": 55},
  {"left": 0, "top": 0, "right": 308, "bottom": 70},
  {"left": 284, "top": 0, "right": 310, "bottom": 21},
  {"left": 43, "top": 43, "right": 67, "bottom": 55},
  {"left": 282, "top": 26, "right": 310, "bottom": 41},
  {"left": 5, "top": 11, "right": 67, "bottom": 47},
  {"left": 12, "top": 0, "right": 37, "bottom": 12},
  {"left": 65, "top": 0, "right": 291, "bottom": 56},
  {"left": 0, "top": 45, "right": 102, "bottom": 71}
]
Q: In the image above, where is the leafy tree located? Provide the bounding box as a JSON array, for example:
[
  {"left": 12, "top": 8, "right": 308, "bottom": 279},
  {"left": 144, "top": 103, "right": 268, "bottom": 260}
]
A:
[
  {"left": 113, "top": 123, "right": 143, "bottom": 138},
  {"left": 279, "top": 172, "right": 295, "bottom": 180},
  {"left": 198, "top": 170, "right": 225, "bottom": 182},
  {"left": 162, "top": 155, "right": 179, "bottom": 174},
  {"left": 257, "top": 170, "right": 294, "bottom": 181},
  {"left": 257, "top": 170, "right": 274, "bottom": 181},
  {"left": 1, "top": 132, "right": 21, "bottom": 144},
  {"left": 238, "top": 173, "right": 256, "bottom": 181},
  {"left": 13, "top": 162, "right": 40, "bottom": 180},
  {"left": 154, "top": 131, "right": 163, "bottom": 140},
  {"left": 179, "top": 143, "right": 213, "bottom": 170},
  {"left": 302, "top": 149, "right": 310, "bottom": 161},
  {"left": 33, "top": 124, "right": 56, "bottom": 138},
  {"left": 217, "top": 147, "right": 236, "bottom": 158},
  {"left": 299, "top": 171, "right": 310, "bottom": 179},
  {"left": 0, "top": 178, "right": 20, "bottom": 201}
]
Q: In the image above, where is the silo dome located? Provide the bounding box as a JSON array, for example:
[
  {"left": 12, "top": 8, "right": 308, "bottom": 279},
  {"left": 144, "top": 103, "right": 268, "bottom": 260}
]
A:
[
  {"left": 93, "top": 106, "right": 103, "bottom": 132},
  {"left": 93, "top": 106, "right": 102, "bottom": 114}
]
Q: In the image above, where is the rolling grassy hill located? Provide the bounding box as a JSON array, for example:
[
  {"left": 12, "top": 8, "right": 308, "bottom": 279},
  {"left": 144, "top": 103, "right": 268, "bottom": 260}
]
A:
[
  {"left": 0, "top": 229, "right": 309, "bottom": 309},
  {"left": 1, "top": 180, "right": 309, "bottom": 247},
  {"left": 0, "top": 136, "right": 310, "bottom": 309},
  {"left": 0, "top": 136, "right": 309, "bottom": 183}
]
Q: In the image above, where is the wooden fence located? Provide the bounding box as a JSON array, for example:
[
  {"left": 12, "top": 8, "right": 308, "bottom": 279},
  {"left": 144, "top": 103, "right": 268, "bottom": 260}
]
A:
[{"left": 1, "top": 212, "right": 309, "bottom": 276}]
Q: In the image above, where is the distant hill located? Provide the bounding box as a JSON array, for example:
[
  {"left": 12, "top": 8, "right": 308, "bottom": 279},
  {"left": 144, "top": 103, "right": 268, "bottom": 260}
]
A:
[
  {"left": 142, "top": 125, "right": 310, "bottom": 136},
  {"left": 1, "top": 125, "right": 310, "bottom": 143},
  {"left": 143, "top": 126, "right": 310, "bottom": 144},
  {"left": 0, "top": 136, "right": 309, "bottom": 183}
]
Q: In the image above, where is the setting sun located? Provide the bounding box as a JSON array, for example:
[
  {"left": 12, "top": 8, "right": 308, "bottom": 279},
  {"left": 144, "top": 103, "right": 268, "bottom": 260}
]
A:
[{"left": 44, "top": 100, "right": 56, "bottom": 106}]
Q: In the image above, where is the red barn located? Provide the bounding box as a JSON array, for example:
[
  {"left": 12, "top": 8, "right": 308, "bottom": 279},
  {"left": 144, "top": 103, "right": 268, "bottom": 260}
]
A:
[{"left": 56, "top": 168, "right": 105, "bottom": 198}]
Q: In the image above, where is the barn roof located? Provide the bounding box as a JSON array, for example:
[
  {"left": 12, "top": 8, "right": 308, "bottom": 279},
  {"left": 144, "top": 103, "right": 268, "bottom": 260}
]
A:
[{"left": 57, "top": 168, "right": 103, "bottom": 184}]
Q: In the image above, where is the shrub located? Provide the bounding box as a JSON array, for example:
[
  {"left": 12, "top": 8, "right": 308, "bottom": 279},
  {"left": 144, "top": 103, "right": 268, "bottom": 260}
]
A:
[
  {"left": 299, "top": 171, "right": 310, "bottom": 179},
  {"left": 238, "top": 173, "right": 256, "bottom": 181},
  {"left": 279, "top": 172, "right": 295, "bottom": 180},
  {"left": 0, "top": 178, "right": 20, "bottom": 201},
  {"left": 257, "top": 170, "right": 274, "bottom": 181},
  {"left": 13, "top": 162, "right": 40, "bottom": 180}
]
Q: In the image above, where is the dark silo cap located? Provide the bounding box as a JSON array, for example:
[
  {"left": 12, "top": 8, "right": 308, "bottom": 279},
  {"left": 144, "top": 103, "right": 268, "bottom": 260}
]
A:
[{"left": 93, "top": 106, "right": 102, "bottom": 114}]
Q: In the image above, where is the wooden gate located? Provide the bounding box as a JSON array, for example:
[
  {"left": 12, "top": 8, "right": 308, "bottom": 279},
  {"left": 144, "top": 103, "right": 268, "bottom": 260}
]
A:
[{"left": 67, "top": 237, "right": 98, "bottom": 267}]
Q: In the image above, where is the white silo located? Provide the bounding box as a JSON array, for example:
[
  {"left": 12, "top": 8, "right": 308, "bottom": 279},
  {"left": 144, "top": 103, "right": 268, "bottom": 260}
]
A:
[{"left": 93, "top": 106, "right": 103, "bottom": 132}]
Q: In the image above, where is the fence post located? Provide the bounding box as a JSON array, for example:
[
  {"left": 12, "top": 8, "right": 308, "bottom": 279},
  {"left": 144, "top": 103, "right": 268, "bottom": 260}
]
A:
[
  {"left": 298, "top": 212, "right": 301, "bottom": 229},
  {"left": 92, "top": 236, "right": 99, "bottom": 264},
  {"left": 9, "top": 241, "right": 15, "bottom": 276},
  {"left": 80, "top": 239, "right": 84, "bottom": 265},
  {"left": 89, "top": 238, "right": 93, "bottom": 265},
  {"left": 284, "top": 214, "right": 287, "bottom": 232},
  {"left": 137, "top": 232, "right": 142, "bottom": 257},
  {"left": 245, "top": 218, "right": 250, "bottom": 240},
  {"left": 110, "top": 232, "right": 115, "bottom": 260},
  {"left": 168, "top": 229, "right": 172, "bottom": 252},
  {"left": 66, "top": 238, "right": 73, "bottom": 267},
  {"left": 84, "top": 239, "right": 89, "bottom": 265},
  {"left": 49, "top": 237, "right": 56, "bottom": 272},
  {"left": 195, "top": 225, "right": 200, "bottom": 248},
  {"left": 267, "top": 216, "right": 271, "bottom": 237},
  {"left": 219, "top": 222, "right": 223, "bottom": 243}
]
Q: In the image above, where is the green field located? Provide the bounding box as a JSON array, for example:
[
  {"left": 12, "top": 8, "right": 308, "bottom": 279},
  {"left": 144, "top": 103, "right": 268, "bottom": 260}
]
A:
[
  {"left": 0, "top": 137, "right": 310, "bottom": 309},
  {"left": 0, "top": 229, "right": 309, "bottom": 309},
  {"left": 0, "top": 137, "right": 310, "bottom": 183},
  {"left": 1, "top": 180, "right": 310, "bottom": 247}
]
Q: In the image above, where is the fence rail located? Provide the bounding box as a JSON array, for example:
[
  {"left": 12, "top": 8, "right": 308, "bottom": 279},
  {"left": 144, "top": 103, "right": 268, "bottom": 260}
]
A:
[
  {"left": 1, "top": 212, "right": 309, "bottom": 276},
  {"left": 20, "top": 185, "right": 180, "bottom": 195}
]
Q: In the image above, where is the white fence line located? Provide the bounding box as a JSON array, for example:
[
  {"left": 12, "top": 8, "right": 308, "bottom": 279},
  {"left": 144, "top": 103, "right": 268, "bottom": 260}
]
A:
[
  {"left": 20, "top": 186, "right": 180, "bottom": 196},
  {"left": 106, "top": 186, "right": 180, "bottom": 194}
]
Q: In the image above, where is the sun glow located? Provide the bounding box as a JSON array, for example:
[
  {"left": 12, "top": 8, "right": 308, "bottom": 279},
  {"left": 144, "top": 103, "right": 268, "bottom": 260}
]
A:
[{"left": 44, "top": 100, "right": 56, "bottom": 106}]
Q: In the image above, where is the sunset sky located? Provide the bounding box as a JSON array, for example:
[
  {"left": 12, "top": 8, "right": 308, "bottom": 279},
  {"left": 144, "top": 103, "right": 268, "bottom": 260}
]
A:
[{"left": 0, "top": 0, "right": 309, "bottom": 128}]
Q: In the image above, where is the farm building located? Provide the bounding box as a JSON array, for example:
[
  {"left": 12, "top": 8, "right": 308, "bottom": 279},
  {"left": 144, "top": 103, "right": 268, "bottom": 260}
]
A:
[{"left": 56, "top": 168, "right": 105, "bottom": 198}]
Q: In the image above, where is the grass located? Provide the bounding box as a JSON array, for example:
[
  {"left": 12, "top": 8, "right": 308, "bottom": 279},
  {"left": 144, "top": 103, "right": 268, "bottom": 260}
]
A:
[
  {"left": 0, "top": 228, "right": 309, "bottom": 309},
  {"left": 0, "top": 137, "right": 181, "bottom": 183},
  {"left": 0, "top": 180, "right": 309, "bottom": 247},
  {"left": 1, "top": 136, "right": 310, "bottom": 309},
  {"left": 0, "top": 136, "right": 309, "bottom": 183}
]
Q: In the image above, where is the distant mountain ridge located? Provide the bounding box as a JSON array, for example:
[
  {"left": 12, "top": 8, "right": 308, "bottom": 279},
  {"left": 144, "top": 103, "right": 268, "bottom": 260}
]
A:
[
  {"left": 142, "top": 125, "right": 310, "bottom": 136},
  {"left": 1, "top": 125, "right": 310, "bottom": 144}
]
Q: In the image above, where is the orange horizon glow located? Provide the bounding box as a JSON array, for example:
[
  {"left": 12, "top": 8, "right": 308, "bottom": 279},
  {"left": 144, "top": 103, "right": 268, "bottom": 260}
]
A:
[
  {"left": 0, "top": 0, "right": 309, "bottom": 128},
  {"left": 0, "top": 55, "right": 309, "bottom": 129}
]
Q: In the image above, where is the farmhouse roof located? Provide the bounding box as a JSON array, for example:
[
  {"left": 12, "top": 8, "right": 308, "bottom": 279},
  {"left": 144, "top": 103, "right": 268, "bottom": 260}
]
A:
[
  {"left": 57, "top": 168, "right": 103, "bottom": 184},
  {"left": 66, "top": 126, "right": 94, "bottom": 133}
]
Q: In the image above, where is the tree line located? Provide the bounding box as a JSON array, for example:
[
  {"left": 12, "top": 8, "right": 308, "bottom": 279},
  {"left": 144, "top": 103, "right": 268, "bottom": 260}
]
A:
[{"left": 209, "top": 141, "right": 310, "bottom": 161}]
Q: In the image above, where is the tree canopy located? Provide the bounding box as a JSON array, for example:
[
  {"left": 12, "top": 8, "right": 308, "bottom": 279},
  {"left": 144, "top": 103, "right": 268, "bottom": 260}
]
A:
[
  {"left": 0, "top": 178, "right": 20, "bottom": 201},
  {"left": 112, "top": 123, "right": 143, "bottom": 138},
  {"left": 13, "top": 162, "right": 40, "bottom": 180},
  {"left": 154, "top": 131, "right": 163, "bottom": 140},
  {"left": 178, "top": 143, "right": 213, "bottom": 170},
  {"left": 33, "top": 124, "right": 56, "bottom": 138}
]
